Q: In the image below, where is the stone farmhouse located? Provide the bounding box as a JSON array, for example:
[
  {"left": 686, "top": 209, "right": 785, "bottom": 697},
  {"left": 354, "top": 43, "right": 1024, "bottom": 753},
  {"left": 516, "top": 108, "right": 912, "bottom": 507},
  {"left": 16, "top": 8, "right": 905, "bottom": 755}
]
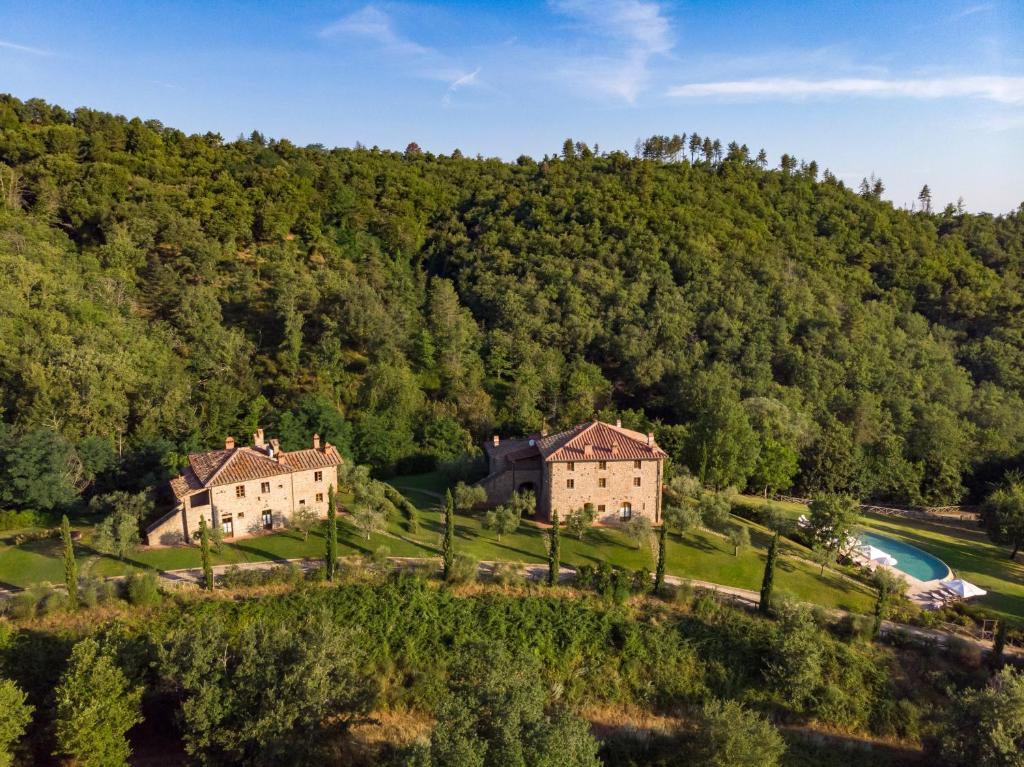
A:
[
  {"left": 479, "top": 420, "right": 667, "bottom": 525},
  {"left": 146, "top": 429, "right": 343, "bottom": 546}
]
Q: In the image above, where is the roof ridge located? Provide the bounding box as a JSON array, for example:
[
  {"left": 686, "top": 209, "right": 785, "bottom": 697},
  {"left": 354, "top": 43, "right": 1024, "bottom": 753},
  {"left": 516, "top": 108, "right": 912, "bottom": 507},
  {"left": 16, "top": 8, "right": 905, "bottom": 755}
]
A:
[{"left": 203, "top": 447, "right": 245, "bottom": 487}]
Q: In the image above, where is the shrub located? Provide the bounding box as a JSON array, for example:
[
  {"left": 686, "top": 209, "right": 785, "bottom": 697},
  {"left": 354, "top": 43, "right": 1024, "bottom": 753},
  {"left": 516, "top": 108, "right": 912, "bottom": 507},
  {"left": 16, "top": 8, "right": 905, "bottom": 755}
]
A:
[
  {"left": 126, "top": 572, "right": 161, "bottom": 607},
  {"left": 9, "top": 588, "right": 47, "bottom": 620},
  {"left": 610, "top": 568, "right": 632, "bottom": 604},
  {"left": 693, "top": 698, "right": 786, "bottom": 767},
  {"left": 594, "top": 562, "right": 614, "bottom": 595},
  {"left": 693, "top": 591, "right": 721, "bottom": 621},
  {"left": 382, "top": 483, "right": 420, "bottom": 533},
  {"left": 0, "top": 509, "right": 47, "bottom": 531},
  {"left": 42, "top": 590, "right": 71, "bottom": 616},
  {"left": 575, "top": 564, "right": 595, "bottom": 590},
  {"left": 98, "top": 580, "right": 120, "bottom": 604},
  {"left": 370, "top": 545, "right": 391, "bottom": 570},
  {"left": 79, "top": 578, "right": 100, "bottom": 609},
  {"left": 837, "top": 613, "right": 874, "bottom": 643},
  {"left": 671, "top": 580, "right": 695, "bottom": 607},
  {"left": 304, "top": 564, "right": 327, "bottom": 583},
  {"left": 632, "top": 568, "right": 652, "bottom": 594},
  {"left": 446, "top": 553, "right": 478, "bottom": 585},
  {"left": 492, "top": 562, "right": 525, "bottom": 587},
  {"left": 871, "top": 697, "right": 924, "bottom": 740},
  {"left": 946, "top": 636, "right": 983, "bottom": 668}
]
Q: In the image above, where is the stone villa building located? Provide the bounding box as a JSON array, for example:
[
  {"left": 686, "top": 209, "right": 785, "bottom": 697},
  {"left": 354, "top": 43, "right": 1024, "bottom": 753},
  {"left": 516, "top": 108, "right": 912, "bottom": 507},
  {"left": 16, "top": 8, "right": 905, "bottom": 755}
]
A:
[
  {"left": 146, "top": 429, "right": 343, "bottom": 545},
  {"left": 479, "top": 420, "right": 666, "bottom": 525}
]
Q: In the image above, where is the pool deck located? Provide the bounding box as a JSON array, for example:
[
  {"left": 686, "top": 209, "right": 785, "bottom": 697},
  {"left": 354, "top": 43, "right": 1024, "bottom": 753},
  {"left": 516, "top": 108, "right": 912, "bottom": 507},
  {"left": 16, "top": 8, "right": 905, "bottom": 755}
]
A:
[{"left": 852, "top": 552, "right": 954, "bottom": 608}]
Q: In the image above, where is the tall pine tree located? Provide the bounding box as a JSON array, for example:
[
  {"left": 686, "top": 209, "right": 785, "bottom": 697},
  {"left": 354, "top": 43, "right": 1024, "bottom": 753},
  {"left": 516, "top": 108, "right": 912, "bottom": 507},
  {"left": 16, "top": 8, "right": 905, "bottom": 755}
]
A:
[
  {"left": 548, "top": 511, "right": 560, "bottom": 587},
  {"left": 759, "top": 531, "right": 779, "bottom": 614},
  {"left": 442, "top": 489, "right": 455, "bottom": 579},
  {"left": 61, "top": 514, "right": 78, "bottom": 609},
  {"left": 325, "top": 484, "right": 338, "bottom": 581},
  {"left": 655, "top": 522, "right": 667, "bottom": 595},
  {"left": 199, "top": 516, "right": 214, "bottom": 591}
]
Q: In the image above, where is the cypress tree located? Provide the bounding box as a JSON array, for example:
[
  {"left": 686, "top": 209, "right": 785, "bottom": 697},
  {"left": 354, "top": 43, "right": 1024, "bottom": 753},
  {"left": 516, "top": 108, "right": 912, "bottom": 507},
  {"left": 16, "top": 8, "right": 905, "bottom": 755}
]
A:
[
  {"left": 442, "top": 489, "right": 455, "bottom": 579},
  {"left": 989, "top": 620, "right": 1007, "bottom": 671},
  {"left": 548, "top": 511, "right": 560, "bottom": 587},
  {"left": 61, "top": 514, "right": 78, "bottom": 609},
  {"left": 325, "top": 485, "right": 338, "bottom": 581},
  {"left": 655, "top": 523, "right": 667, "bottom": 595},
  {"left": 199, "top": 516, "right": 214, "bottom": 591},
  {"left": 759, "top": 531, "right": 779, "bottom": 614}
]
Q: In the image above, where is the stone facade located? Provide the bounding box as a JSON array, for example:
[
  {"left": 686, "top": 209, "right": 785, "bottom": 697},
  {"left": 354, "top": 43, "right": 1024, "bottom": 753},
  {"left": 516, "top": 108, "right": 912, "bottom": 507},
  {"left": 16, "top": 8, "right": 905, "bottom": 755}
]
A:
[
  {"left": 479, "top": 420, "right": 666, "bottom": 525},
  {"left": 544, "top": 457, "right": 663, "bottom": 525},
  {"left": 148, "top": 430, "right": 342, "bottom": 546}
]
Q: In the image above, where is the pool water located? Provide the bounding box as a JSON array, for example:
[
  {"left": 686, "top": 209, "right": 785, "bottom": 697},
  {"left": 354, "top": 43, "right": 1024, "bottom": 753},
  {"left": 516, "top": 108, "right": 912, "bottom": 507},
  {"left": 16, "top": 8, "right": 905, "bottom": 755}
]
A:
[{"left": 859, "top": 531, "right": 951, "bottom": 582}]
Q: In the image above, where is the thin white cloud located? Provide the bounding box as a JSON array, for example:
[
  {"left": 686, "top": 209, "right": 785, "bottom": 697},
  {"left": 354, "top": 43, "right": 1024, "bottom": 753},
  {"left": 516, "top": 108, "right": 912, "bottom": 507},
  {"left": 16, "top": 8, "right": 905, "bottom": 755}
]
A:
[
  {"left": 950, "top": 3, "right": 993, "bottom": 20},
  {"left": 550, "top": 0, "right": 673, "bottom": 103},
  {"left": 320, "top": 5, "right": 430, "bottom": 57},
  {"left": 442, "top": 67, "right": 481, "bottom": 105},
  {"left": 667, "top": 76, "right": 1024, "bottom": 105},
  {"left": 0, "top": 39, "right": 52, "bottom": 56},
  {"left": 321, "top": 6, "right": 482, "bottom": 104}
]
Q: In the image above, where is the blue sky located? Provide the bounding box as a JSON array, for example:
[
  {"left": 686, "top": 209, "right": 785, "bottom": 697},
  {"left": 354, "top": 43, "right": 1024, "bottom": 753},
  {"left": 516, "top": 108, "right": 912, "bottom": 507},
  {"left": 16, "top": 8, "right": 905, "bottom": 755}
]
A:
[{"left": 2, "top": 0, "right": 1022, "bottom": 212}]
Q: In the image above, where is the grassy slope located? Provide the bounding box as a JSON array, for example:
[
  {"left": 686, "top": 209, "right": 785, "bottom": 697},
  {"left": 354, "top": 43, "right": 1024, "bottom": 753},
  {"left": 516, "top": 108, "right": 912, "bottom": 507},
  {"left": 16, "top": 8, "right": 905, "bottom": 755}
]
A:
[
  {"left": 736, "top": 493, "right": 1024, "bottom": 625},
  {"left": 0, "top": 476, "right": 874, "bottom": 612},
  {"left": 389, "top": 477, "right": 875, "bottom": 613}
]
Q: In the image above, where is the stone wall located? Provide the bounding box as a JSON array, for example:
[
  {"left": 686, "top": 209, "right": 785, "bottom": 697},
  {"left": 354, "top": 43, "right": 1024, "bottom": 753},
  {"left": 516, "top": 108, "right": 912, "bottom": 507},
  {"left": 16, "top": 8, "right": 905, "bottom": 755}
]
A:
[
  {"left": 151, "top": 465, "right": 339, "bottom": 545},
  {"left": 478, "top": 464, "right": 543, "bottom": 507},
  {"left": 546, "top": 458, "right": 662, "bottom": 525}
]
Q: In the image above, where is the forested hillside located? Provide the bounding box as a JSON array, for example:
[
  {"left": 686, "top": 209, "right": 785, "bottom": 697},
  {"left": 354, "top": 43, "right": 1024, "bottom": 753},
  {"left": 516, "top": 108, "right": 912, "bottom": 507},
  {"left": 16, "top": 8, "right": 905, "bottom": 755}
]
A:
[{"left": 1, "top": 94, "right": 1023, "bottom": 516}]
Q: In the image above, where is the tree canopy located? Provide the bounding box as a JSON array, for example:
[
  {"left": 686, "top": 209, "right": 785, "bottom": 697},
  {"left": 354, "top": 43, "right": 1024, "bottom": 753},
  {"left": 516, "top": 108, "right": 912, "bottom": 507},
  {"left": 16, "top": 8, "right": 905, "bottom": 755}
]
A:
[{"left": 1, "top": 94, "right": 1023, "bottom": 520}]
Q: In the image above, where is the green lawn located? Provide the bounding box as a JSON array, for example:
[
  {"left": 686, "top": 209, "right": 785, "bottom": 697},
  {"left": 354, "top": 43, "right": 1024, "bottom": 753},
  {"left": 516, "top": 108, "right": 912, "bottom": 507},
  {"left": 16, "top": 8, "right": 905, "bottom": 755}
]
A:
[
  {"left": 859, "top": 513, "right": 1024, "bottom": 625},
  {"left": 386, "top": 470, "right": 449, "bottom": 496},
  {"left": 392, "top": 476, "right": 875, "bottom": 613},
  {"left": 0, "top": 537, "right": 91, "bottom": 589},
  {"left": 732, "top": 494, "right": 809, "bottom": 519},
  {"left": 91, "top": 513, "right": 433, "bottom": 579},
  {"left": 0, "top": 475, "right": 875, "bottom": 613}
]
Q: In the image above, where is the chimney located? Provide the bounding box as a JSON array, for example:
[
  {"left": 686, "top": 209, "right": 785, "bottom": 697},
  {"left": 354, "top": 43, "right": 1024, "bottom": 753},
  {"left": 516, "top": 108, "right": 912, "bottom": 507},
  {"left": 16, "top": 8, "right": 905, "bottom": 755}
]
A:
[
  {"left": 225, "top": 436, "right": 235, "bottom": 450},
  {"left": 647, "top": 432, "right": 655, "bottom": 446},
  {"left": 611, "top": 440, "right": 619, "bottom": 456},
  {"left": 492, "top": 435, "right": 500, "bottom": 448},
  {"left": 312, "top": 433, "right": 321, "bottom": 450},
  {"left": 253, "top": 428, "right": 265, "bottom": 449},
  {"left": 583, "top": 443, "right": 593, "bottom": 457},
  {"left": 541, "top": 427, "right": 548, "bottom": 437},
  {"left": 616, "top": 418, "right": 622, "bottom": 428},
  {"left": 270, "top": 438, "right": 281, "bottom": 461}
]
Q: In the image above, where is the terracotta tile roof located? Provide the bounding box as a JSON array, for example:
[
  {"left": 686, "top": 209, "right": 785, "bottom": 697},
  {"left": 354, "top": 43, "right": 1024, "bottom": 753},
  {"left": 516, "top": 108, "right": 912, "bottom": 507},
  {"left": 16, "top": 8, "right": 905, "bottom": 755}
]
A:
[
  {"left": 206, "top": 446, "right": 294, "bottom": 486},
  {"left": 169, "top": 466, "right": 203, "bottom": 500},
  {"left": 170, "top": 441, "right": 344, "bottom": 497},
  {"left": 537, "top": 421, "right": 666, "bottom": 462}
]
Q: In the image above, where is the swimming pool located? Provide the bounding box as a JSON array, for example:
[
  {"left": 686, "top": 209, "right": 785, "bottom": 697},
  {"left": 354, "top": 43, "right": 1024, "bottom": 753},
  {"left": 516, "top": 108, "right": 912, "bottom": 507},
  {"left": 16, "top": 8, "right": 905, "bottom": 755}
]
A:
[{"left": 859, "top": 531, "right": 952, "bottom": 582}]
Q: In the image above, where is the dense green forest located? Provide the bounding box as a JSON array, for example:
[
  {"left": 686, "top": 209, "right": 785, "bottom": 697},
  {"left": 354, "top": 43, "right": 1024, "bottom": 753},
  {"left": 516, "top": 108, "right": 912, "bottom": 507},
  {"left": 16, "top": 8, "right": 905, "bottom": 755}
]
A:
[{"left": 2, "top": 94, "right": 1023, "bottom": 518}]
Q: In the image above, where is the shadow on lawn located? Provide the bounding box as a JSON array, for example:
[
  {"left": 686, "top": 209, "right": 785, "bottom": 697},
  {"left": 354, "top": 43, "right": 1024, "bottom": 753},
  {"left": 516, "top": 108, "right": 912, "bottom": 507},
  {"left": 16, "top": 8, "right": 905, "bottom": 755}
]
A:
[{"left": 481, "top": 539, "right": 545, "bottom": 561}]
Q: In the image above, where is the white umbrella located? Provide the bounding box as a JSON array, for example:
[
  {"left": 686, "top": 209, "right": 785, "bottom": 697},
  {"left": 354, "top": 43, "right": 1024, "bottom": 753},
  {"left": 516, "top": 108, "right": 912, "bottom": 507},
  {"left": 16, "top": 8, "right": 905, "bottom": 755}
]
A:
[
  {"left": 858, "top": 545, "right": 897, "bottom": 566},
  {"left": 942, "top": 579, "right": 987, "bottom": 599}
]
